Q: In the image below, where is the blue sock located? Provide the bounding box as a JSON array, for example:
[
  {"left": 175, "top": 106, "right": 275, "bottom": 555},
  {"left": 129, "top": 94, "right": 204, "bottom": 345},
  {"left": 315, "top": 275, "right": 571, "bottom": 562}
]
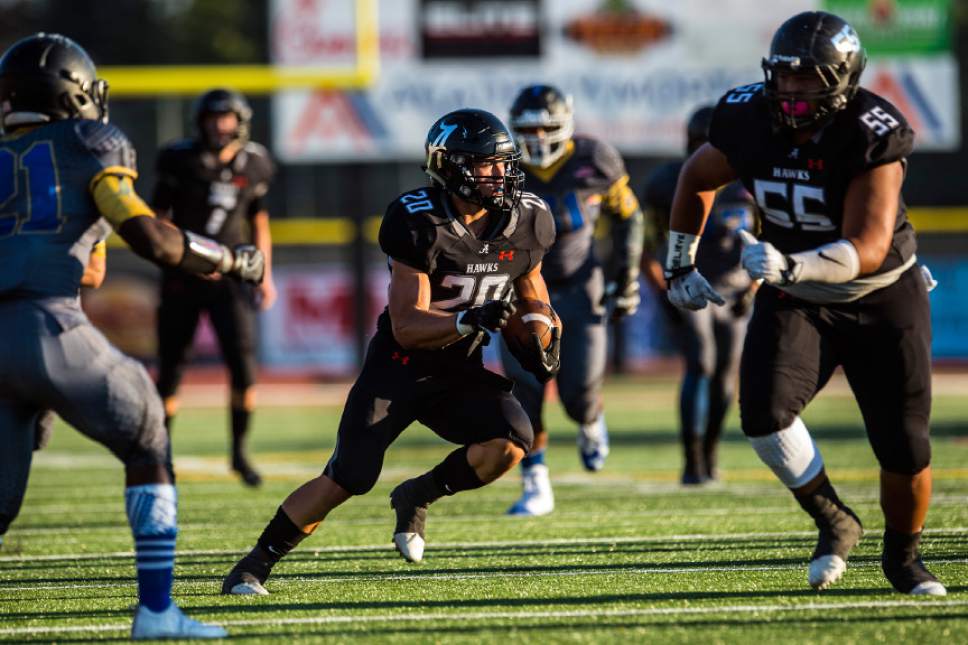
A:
[
  {"left": 125, "top": 483, "right": 177, "bottom": 612},
  {"left": 521, "top": 448, "right": 546, "bottom": 469}
]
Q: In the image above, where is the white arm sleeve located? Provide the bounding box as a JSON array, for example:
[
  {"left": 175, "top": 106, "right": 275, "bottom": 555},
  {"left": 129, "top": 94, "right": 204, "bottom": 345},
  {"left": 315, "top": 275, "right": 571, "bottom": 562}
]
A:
[{"left": 787, "top": 239, "right": 861, "bottom": 284}]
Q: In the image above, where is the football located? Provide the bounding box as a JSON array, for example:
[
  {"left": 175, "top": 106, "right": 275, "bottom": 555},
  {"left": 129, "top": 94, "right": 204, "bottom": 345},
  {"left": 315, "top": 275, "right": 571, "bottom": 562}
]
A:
[{"left": 502, "top": 298, "right": 560, "bottom": 353}]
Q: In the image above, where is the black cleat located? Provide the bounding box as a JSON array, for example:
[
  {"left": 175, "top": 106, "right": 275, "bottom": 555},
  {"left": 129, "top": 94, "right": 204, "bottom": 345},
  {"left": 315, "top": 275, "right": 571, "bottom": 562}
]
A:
[
  {"left": 390, "top": 479, "right": 429, "bottom": 563},
  {"left": 221, "top": 553, "right": 271, "bottom": 595},
  {"left": 807, "top": 504, "right": 863, "bottom": 590},
  {"left": 232, "top": 455, "right": 263, "bottom": 488},
  {"left": 882, "top": 529, "right": 947, "bottom": 596}
]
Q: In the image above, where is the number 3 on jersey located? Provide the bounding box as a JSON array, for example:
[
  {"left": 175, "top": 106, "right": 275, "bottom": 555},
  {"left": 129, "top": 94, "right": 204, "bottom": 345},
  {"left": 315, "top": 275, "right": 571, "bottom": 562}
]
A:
[{"left": 0, "top": 142, "right": 63, "bottom": 238}]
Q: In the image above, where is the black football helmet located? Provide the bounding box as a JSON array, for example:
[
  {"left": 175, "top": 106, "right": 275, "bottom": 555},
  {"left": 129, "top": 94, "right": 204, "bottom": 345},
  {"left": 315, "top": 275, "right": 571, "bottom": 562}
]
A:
[
  {"left": 762, "top": 11, "right": 867, "bottom": 130},
  {"left": 193, "top": 88, "right": 252, "bottom": 150},
  {"left": 0, "top": 33, "right": 108, "bottom": 132},
  {"left": 508, "top": 84, "right": 575, "bottom": 169},
  {"left": 424, "top": 108, "right": 524, "bottom": 215},
  {"left": 685, "top": 105, "right": 714, "bottom": 154}
]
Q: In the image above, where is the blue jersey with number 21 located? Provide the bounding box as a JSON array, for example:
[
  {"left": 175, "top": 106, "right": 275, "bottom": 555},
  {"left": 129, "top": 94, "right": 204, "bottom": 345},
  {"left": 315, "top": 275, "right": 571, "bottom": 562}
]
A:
[{"left": 0, "top": 119, "right": 136, "bottom": 299}]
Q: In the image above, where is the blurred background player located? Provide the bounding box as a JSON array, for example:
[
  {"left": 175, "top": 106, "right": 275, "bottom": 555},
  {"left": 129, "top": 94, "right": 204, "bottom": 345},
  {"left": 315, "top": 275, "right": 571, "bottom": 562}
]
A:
[
  {"left": 0, "top": 33, "right": 266, "bottom": 638},
  {"left": 500, "top": 84, "right": 644, "bottom": 516},
  {"left": 640, "top": 106, "right": 757, "bottom": 484},
  {"left": 222, "top": 109, "right": 560, "bottom": 595},
  {"left": 665, "top": 12, "right": 946, "bottom": 595},
  {"left": 152, "top": 88, "right": 276, "bottom": 487}
]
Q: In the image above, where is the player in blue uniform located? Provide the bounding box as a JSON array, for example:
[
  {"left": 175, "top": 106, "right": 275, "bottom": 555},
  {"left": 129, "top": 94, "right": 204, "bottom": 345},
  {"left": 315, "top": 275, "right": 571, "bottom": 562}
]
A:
[
  {"left": 501, "top": 85, "right": 644, "bottom": 516},
  {"left": 0, "top": 33, "right": 265, "bottom": 638},
  {"left": 665, "top": 13, "right": 945, "bottom": 595},
  {"left": 641, "top": 106, "right": 757, "bottom": 484}
]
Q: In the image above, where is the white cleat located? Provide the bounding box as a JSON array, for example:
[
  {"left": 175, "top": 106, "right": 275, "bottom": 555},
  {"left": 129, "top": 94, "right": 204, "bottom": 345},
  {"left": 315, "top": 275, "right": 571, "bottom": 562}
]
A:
[
  {"left": 809, "top": 555, "right": 847, "bottom": 590},
  {"left": 910, "top": 581, "right": 947, "bottom": 596},
  {"left": 577, "top": 415, "right": 610, "bottom": 472},
  {"left": 507, "top": 464, "right": 554, "bottom": 516},
  {"left": 131, "top": 602, "right": 227, "bottom": 640},
  {"left": 393, "top": 532, "right": 425, "bottom": 563}
]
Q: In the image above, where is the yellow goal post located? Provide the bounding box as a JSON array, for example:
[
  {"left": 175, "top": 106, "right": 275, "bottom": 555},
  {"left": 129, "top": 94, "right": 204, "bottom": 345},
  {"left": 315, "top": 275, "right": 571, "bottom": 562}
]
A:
[{"left": 99, "top": 0, "right": 379, "bottom": 95}]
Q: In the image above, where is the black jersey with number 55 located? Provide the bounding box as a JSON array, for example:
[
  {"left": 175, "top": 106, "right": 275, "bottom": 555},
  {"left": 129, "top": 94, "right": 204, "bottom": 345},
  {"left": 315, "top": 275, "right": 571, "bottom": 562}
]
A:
[
  {"left": 709, "top": 83, "right": 916, "bottom": 278},
  {"left": 377, "top": 185, "right": 555, "bottom": 364}
]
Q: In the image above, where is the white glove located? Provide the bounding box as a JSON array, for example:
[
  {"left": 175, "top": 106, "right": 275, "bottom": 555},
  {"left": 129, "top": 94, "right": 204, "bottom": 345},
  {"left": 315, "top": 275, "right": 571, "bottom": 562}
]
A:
[
  {"left": 666, "top": 268, "right": 726, "bottom": 310},
  {"left": 739, "top": 230, "right": 792, "bottom": 285}
]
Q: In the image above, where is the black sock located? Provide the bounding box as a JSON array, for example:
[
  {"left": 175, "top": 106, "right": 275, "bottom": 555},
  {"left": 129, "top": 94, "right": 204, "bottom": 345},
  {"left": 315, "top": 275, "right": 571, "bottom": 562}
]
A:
[
  {"left": 431, "top": 446, "right": 485, "bottom": 496},
  {"left": 795, "top": 479, "right": 847, "bottom": 522},
  {"left": 231, "top": 406, "right": 250, "bottom": 459},
  {"left": 163, "top": 415, "right": 173, "bottom": 433},
  {"left": 255, "top": 507, "right": 310, "bottom": 566}
]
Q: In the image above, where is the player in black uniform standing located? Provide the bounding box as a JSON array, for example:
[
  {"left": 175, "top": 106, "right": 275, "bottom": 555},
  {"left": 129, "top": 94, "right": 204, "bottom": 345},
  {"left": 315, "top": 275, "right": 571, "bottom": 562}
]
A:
[
  {"left": 641, "top": 106, "right": 757, "bottom": 485},
  {"left": 152, "top": 89, "right": 276, "bottom": 487},
  {"left": 221, "top": 109, "right": 560, "bottom": 595},
  {"left": 665, "top": 12, "right": 945, "bottom": 595}
]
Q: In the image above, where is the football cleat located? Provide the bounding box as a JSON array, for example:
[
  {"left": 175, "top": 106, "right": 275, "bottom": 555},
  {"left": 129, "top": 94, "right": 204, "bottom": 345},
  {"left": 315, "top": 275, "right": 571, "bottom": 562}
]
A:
[
  {"left": 221, "top": 554, "right": 271, "bottom": 595},
  {"left": 390, "top": 479, "right": 429, "bottom": 563},
  {"left": 882, "top": 529, "right": 947, "bottom": 596},
  {"left": 507, "top": 464, "right": 554, "bottom": 516},
  {"left": 808, "top": 505, "right": 863, "bottom": 590},
  {"left": 577, "top": 414, "right": 609, "bottom": 472},
  {"left": 231, "top": 454, "right": 263, "bottom": 488},
  {"left": 131, "top": 602, "right": 227, "bottom": 640}
]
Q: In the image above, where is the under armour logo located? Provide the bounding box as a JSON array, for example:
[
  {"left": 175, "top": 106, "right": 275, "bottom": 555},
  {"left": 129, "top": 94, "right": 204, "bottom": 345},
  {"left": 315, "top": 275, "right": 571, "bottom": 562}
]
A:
[
  {"left": 788, "top": 148, "right": 800, "bottom": 159},
  {"left": 479, "top": 243, "right": 490, "bottom": 255}
]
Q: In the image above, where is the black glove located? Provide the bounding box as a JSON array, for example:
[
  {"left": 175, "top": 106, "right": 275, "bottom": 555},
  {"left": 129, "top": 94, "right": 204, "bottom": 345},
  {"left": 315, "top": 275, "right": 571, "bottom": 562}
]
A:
[
  {"left": 601, "top": 278, "right": 641, "bottom": 320},
  {"left": 229, "top": 245, "right": 265, "bottom": 284},
  {"left": 519, "top": 326, "right": 561, "bottom": 384},
  {"left": 457, "top": 299, "right": 516, "bottom": 334}
]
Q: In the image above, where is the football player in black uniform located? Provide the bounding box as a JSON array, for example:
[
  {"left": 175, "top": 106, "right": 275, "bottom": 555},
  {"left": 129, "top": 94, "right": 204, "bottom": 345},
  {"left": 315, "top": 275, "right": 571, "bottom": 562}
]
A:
[
  {"left": 665, "top": 12, "right": 945, "bottom": 595},
  {"left": 501, "top": 84, "right": 644, "bottom": 516},
  {"left": 152, "top": 89, "right": 276, "bottom": 487},
  {"left": 221, "top": 109, "right": 559, "bottom": 595},
  {"left": 641, "top": 106, "right": 757, "bottom": 485}
]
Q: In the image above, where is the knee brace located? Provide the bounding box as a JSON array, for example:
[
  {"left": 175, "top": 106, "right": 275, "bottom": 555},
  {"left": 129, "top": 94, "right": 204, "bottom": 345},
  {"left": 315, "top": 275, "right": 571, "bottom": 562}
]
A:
[{"left": 748, "top": 417, "right": 824, "bottom": 488}]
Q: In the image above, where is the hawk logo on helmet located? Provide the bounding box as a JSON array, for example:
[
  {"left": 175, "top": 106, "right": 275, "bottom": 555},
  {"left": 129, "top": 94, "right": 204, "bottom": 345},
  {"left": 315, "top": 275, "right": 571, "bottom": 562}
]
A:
[{"left": 831, "top": 25, "right": 861, "bottom": 54}]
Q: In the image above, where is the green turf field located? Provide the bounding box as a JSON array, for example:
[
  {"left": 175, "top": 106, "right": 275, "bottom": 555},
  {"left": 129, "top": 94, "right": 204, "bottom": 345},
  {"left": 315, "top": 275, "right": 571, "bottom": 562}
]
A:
[{"left": 2, "top": 376, "right": 966, "bottom": 643}]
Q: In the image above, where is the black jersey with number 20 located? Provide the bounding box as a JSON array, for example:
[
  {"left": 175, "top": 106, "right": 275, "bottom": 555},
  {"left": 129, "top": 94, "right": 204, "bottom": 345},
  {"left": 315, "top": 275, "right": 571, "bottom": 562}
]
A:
[{"left": 377, "top": 185, "right": 555, "bottom": 365}]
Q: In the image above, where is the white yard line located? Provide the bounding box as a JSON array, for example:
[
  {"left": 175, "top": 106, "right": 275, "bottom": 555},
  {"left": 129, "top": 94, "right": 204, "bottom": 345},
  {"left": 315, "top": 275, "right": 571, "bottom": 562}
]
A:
[{"left": 1, "top": 599, "right": 966, "bottom": 636}]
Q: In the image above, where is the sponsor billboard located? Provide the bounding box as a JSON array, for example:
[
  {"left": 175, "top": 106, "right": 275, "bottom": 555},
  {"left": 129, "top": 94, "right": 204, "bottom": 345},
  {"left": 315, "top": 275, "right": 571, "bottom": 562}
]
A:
[{"left": 271, "top": 0, "right": 959, "bottom": 160}]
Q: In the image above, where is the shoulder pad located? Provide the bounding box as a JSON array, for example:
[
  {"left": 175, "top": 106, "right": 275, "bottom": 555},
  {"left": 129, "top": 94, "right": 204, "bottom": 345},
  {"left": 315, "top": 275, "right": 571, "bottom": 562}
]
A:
[
  {"left": 74, "top": 120, "right": 137, "bottom": 172},
  {"left": 518, "top": 191, "right": 555, "bottom": 251},
  {"left": 586, "top": 137, "right": 627, "bottom": 183},
  {"left": 709, "top": 82, "right": 766, "bottom": 162},
  {"left": 378, "top": 188, "right": 442, "bottom": 272},
  {"left": 243, "top": 142, "right": 276, "bottom": 182},
  {"left": 845, "top": 90, "right": 914, "bottom": 172}
]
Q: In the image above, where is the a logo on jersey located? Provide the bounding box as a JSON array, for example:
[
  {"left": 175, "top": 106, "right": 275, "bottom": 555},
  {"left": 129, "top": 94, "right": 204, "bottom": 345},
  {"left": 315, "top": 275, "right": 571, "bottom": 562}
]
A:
[
  {"left": 498, "top": 250, "right": 515, "bottom": 261},
  {"left": 466, "top": 262, "right": 500, "bottom": 274},
  {"left": 479, "top": 242, "right": 490, "bottom": 255},
  {"left": 806, "top": 159, "right": 824, "bottom": 171},
  {"left": 788, "top": 148, "right": 799, "bottom": 159},
  {"left": 772, "top": 167, "right": 810, "bottom": 181},
  {"left": 831, "top": 24, "right": 861, "bottom": 54}
]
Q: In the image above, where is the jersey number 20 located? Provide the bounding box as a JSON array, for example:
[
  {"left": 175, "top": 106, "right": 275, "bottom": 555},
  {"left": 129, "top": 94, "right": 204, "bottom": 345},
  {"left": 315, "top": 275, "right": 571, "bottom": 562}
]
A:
[{"left": 0, "top": 142, "right": 63, "bottom": 238}]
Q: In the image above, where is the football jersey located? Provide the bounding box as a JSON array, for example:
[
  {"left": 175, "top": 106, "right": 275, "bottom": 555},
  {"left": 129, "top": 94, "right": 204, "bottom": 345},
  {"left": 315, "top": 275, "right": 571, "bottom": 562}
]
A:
[
  {"left": 521, "top": 135, "right": 630, "bottom": 283},
  {"left": 377, "top": 185, "right": 555, "bottom": 366},
  {"left": 0, "top": 119, "right": 121, "bottom": 299},
  {"left": 642, "top": 161, "right": 755, "bottom": 287},
  {"left": 152, "top": 139, "right": 274, "bottom": 248},
  {"left": 709, "top": 83, "right": 916, "bottom": 295}
]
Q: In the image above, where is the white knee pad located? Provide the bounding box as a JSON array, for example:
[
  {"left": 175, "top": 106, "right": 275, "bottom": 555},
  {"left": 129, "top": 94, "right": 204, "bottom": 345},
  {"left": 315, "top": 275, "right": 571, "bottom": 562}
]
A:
[
  {"left": 748, "top": 417, "right": 824, "bottom": 488},
  {"left": 125, "top": 483, "right": 178, "bottom": 535}
]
